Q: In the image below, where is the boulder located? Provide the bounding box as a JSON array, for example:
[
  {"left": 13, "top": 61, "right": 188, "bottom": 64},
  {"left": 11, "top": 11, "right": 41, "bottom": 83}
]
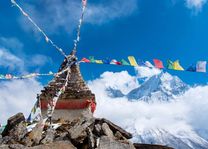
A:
[
  {"left": 97, "top": 136, "right": 135, "bottom": 149},
  {"left": 68, "top": 118, "right": 94, "bottom": 144},
  {"left": 0, "top": 145, "right": 9, "bottom": 149},
  {"left": 8, "top": 121, "right": 28, "bottom": 141},
  {"left": 26, "top": 141, "right": 76, "bottom": 149},
  {"left": 2, "top": 113, "right": 25, "bottom": 137},
  {"left": 41, "top": 128, "right": 56, "bottom": 144},
  {"left": 95, "top": 118, "right": 132, "bottom": 139},
  {"left": 101, "top": 123, "right": 114, "bottom": 139}
]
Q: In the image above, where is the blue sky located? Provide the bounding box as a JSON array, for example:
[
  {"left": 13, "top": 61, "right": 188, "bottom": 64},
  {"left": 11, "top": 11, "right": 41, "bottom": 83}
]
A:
[{"left": 1, "top": 0, "right": 208, "bottom": 85}]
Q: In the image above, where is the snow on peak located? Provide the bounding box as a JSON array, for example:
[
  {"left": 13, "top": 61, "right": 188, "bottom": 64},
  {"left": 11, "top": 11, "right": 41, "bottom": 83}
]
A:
[{"left": 126, "top": 72, "right": 188, "bottom": 101}]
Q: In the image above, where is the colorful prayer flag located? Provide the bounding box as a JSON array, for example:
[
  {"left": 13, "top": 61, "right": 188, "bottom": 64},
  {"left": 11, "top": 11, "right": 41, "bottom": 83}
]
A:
[
  {"left": 167, "top": 60, "right": 174, "bottom": 69},
  {"left": 103, "top": 58, "right": 111, "bottom": 64},
  {"left": 110, "top": 59, "right": 122, "bottom": 65},
  {"left": 196, "top": 61, "right": 207, "bottom": 72},
  {"left": 153, "top": 59, "right": 164, "bottom": 69},
  {"left": 137, "top": 59, "right": 146, "bottom": 66},
  {"left": 186, "top": 64, "right": 196, "bottom": 72},
  {"left": 81, "top": 58, "right": 90, "bottom": 63},
  {"left": 173, "top": 60, "right": 184, "bottom": 71},
  {"left": 128, "top": 56, "right": 138, "bottom": 67},
  {"left": 89, "top": 56, "right": 95, "bottom": 63},
  {"left": 121, "top": 59, "right": 130, "bottom": 65},
  {"left": 145, "top": 61, "right": 154, "bottom": 68},
  {"left": 95, "top": 60, "right": 103, "bottom": 64}
]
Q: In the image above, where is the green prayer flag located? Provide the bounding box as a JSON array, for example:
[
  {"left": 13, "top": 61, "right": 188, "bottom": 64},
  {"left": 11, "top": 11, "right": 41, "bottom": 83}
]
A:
[
  {"left": 167, "top": 60, "right": 173, "bottom": 69},
  {"left": 89, "top": 56, "right": 95, "bottom": 63},
  {"left": 121, "top": 59, "right": 130, "bottom": 65}
]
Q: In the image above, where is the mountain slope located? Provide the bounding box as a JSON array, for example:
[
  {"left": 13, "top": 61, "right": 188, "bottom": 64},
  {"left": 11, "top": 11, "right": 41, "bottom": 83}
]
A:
[{"left": 127, "top": 72, "right": 189, "bottom": 102}]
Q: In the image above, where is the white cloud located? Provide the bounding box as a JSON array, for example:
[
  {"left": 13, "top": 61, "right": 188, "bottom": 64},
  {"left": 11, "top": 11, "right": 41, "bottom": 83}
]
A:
[
  {"left": 17, "top": 0, "right": 138, "bottom": 35},
  {"left": 0, "top": 79, "right": 42, "bottom": 124},
  {"left": 186, "top": 0, "right": 207, "bottom": 10},
  {"left": 0, "top": 37, "right": 53, "bottom": 72},
  {"left": 88, "top": 70, "right": 208, "bottom": 142},
  {"left": 135, "top": 66, "right": 161, "bottom": 78},
  {"left": 0, "top": 48, "right": 25, "bottom": 72},
  {"left": 88, "top": 71, "right": 139, "bottom": 94}
]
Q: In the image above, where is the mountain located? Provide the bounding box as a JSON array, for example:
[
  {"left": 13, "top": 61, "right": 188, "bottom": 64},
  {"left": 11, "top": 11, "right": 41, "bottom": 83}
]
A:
[
  {"left": 127, "top": 72, "right": 189, "bottom": 102},
  {"left": 133, "top": 129, "right": 208, "bottom": 149},
  {"left": 106, "top": 72, "right": 208, "bottom": 149}
]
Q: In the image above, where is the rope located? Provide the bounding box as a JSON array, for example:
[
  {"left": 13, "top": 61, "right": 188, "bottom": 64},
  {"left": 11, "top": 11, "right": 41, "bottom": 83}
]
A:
[
  {"left": 72, "top": 3, "right": 87, "bottom": 51},
  {"left": 11, "top": 0, "right": 67, "bottom": 58},
  {"left": 46, "top": 67, "right": 71, "bottom": 121}
]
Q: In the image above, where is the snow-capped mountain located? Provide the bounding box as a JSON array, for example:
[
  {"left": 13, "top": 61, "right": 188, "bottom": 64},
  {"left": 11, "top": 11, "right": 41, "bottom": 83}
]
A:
[
  {"left": 105, "top": 71, "right": 208, "bottom": 149},
  {"left": 127, "top": 72, "right": 189, "bottom": 102},
  {"left": 133, "top": 129, "right": 208, "bottom": 149}
]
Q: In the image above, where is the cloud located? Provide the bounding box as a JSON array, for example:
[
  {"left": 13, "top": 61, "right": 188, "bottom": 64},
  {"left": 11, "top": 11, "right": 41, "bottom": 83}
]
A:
[
  {"left": 88, "top": 71, "right": 139, "bottom": 94},
  {"left": 134, "top": 66, "right": 161, "bottom": 78},
  {"left": 17, "top": 0, "right": 138, "bottom": 35},
  {"left": 0, "top": 48, "right": 25, "bottom": 72},
  {"left": 0, "top": 79, "right": 42, "bottom": 124},
  {"left": 185, "top": 0, "right": 207, "bottom": 10},
  {"left": 0, "top": 37, "right": 53, "bottom": 72},
  {"left": 87, "top": 69, "right": 208, "bottom": 142}
]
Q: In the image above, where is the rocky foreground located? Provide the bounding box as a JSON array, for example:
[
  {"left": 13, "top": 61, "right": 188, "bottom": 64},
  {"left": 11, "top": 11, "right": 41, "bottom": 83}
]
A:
[{"left": 0, "top": 113, "right": 173, "bottom": 149}]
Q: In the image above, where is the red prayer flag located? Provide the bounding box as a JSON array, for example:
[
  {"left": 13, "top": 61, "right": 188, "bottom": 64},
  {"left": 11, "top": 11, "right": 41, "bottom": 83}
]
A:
[
  {"left": 81, "top": 58, "right": 90, "bottom": 63},
  {"left": 153, "top": 59, "right": 164, "bottom": 69},
  {"left": 82, "top": 0, "right": 87, "bottom": 6}
]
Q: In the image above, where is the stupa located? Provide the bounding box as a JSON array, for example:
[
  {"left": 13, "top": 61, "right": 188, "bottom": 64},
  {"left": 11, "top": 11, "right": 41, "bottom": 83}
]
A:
[{"left": 40, "top": 51, "right": 96, "bottom": 121}]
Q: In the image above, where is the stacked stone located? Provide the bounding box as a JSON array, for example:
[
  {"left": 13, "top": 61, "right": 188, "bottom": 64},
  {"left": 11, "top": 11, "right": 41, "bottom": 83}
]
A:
[{"left": 39, "top": 53, "right": 96, "bottom": 120}]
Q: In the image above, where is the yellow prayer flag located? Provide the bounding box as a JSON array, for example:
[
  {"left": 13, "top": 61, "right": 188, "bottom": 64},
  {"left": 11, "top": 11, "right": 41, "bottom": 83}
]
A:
[
  {"left": 95, "top": 60, "right": 103, "bottom": 64},
  {"left": 173, "top": 60, "right": 184, "bottom": 71},
  {"left": 128, "top": 56, "right": 138, "bottom": 66}
]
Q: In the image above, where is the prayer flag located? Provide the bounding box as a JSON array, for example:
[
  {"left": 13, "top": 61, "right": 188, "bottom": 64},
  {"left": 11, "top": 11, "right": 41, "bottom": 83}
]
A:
[
  {"left": 153, "top": 59, "right": 164, "bottom": 69},
  {"left": 145, "top": 61, "right": 154, "bottom": 68},
  {"left": 186, "top": 64, "right": 196, "bottom": 72},
  {"left": 167, "top": 60, "right": 174, "bottom": 69},
  {"left": 196, "top": 61, "right": 207, "bottom": 72},
  {"left": 128, "top": 56, "right": 138, "bottom": 66},
  {"left": 137, "top": 59, "right": 146, "bottom": 66},
  {"left": 103, "top": 58, "right": 111, "bottom": 64},
  {"left": 173, "top": 60, "right": 184, "bottom": 71},
  {"left": 110, "top": 59, "right": 122, "bottom": 65},
  {"left": 82, "top": 0, "right": 87, "bottom": 6},
  {"left": 81, "top": 58, "right": 90, "bottom": 63},
  {"left": 95, "top": 60, "right": 103, "bottom": 64},
  {"left": 89, "top": 56, "right": 95, "bottom": 63},
  {"left": 121, "top": 59, "right": 130, "bottom": 65}
]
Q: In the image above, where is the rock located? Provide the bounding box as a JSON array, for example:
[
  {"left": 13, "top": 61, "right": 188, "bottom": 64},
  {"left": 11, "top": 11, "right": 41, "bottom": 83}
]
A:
[
  {"left": 1, "top": 136, "right": 13, "bottom": 144},
  {"left": 114, "top": 131, "right": 126, "bottom": 141},
  {"left": 94, "top": 124, "right": 102, "bottom": 136},
  {"left": 86, "top": 127, "right": 95, "bottom": 149},
  {"left": 54, "top": 132, "right": 69, "bottom": 141},
  {"left": 101, "top": 123, "right": 114, "bottom": 139},
  {"left": 26, "top": 141, "right": 76, "bottom": 149},
  {"left": 0, "top": 145, "right": 9, "bottom": 149},
  {"left": 8, "top": 121, "right": 28, "bottom": 141},
  {"left": 2, "top": 113, "right": 25, "bottom": 137},
  {"left": 96, "top": 118, "right": 132, "bottom": 139},
  {"left": 133, "top": 143, "right": 174, "bottom": 149},
  {"left": 41, "top": 128, "right": 56, "bottom": 144},
  {"left": 28, "top": 119, "right": 46, "bottom": 145},
  {"left": 9, "top": 144, "right": 25, "bottom": 149},
  {"left": 68, "top": 118, "right": 94, "bottom": 144},
  {"left": 97, "top": 136, "right": 135, "bottom": 149}
]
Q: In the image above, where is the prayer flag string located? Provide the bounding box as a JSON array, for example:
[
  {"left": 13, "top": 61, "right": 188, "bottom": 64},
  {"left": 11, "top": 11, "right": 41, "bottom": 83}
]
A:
[
  {"left": 11, "top": 0, "right": 67, "bottom": 58},
  {"left": 79, "top": 56, "right": 208, "bottom": 73},
  {"left": 73, "top": 0, "right": 87, "bottom": 51}
]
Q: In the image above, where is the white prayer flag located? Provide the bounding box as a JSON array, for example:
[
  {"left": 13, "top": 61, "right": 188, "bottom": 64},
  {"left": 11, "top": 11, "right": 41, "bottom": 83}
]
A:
[{"left": 196, "top": 61, "right": 207, "bottom": 72}]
